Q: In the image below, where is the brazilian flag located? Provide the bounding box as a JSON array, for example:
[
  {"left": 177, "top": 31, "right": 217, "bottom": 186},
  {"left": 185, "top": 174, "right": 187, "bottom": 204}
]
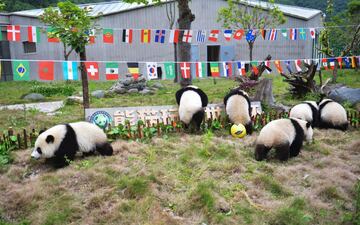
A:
[{"left": 13, "top": 61, "right": 30, "bottom": 81}]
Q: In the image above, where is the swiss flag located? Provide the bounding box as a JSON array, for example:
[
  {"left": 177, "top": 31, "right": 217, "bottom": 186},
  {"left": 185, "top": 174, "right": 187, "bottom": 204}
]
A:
[
  {"left": 233, "top": 29, "right": 244, "bottom": 40},
  {"left": 7, "top": 25, "right": 21, "bottom": 42},
  {"left": 84, "top": 62, "right": 99, "bottom": 80},
  {"left": 38, "top": 61, "right": 54, "bottom": 80},
  {"left": 180, "top": 62, "right": 191, "bottom": 79}
]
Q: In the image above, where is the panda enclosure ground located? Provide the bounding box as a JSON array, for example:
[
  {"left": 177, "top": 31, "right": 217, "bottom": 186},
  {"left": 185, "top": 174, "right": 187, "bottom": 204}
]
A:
[{"left": 0, "top": 70, "right": 359, "bottom": 224}]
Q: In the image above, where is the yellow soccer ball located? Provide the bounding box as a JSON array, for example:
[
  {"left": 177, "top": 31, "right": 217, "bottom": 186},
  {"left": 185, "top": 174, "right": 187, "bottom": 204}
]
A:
[{"left": 231, "top": 124, "right": 247, "bottom": 138}]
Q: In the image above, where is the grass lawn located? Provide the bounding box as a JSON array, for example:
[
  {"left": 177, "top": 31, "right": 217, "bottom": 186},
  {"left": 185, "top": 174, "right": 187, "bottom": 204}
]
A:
[{"left": 0, "top": 69, "right": 359, "bottom": 225}]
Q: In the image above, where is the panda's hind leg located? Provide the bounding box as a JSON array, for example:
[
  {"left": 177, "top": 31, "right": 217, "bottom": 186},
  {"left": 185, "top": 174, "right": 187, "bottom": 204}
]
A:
[
  {"left": 275, "top": 143, "right": 290, "bottom": 161},
  {"left": 255, "top": 144, "right": 271, "bottom": 161},
  {"left": 244, "top": 122, "right": 253, "bottom": 135},
  {"left": 96, "top": 143, "right": 113, "bottom": 156},
  {"left": 191, "top": 110, "right": 205, "bottom": 132}
]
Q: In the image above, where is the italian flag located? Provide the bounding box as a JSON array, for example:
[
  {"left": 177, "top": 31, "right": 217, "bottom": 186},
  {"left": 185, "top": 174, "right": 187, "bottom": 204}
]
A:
[
  {"left": 27, "top": 26, "right": 40, "bottom": 43},
  {"left": 105, "top": 62, "right": 119, "bottom": 80}
]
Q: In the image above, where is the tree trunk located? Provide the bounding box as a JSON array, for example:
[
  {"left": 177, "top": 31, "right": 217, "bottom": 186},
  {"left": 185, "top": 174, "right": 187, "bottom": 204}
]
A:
[
  {"left": 174, "top": 42, "right": 179, "bottom": 83},
  {"left": 177, "top": 0, "right": 195, "bottom": 84},
  {"left": 63, "top": 43, "right": 68, "bottom": 61},
  {"left": 248, "top": 42, "right": 253, "bottom": 61},
  {"left": 332, "top": 60, "right": 338, "bottom": 83},
  {"left": 253, "top": 78, "right": 275, "bottom": 106},
  {"left": 79, "top": 49, "right": 90, "bottom": 109}
]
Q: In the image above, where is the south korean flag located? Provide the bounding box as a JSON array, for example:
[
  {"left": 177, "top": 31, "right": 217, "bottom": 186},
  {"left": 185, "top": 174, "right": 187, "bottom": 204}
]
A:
[{"left": 146, "top": 62, "right": 158, "bottom": 80}]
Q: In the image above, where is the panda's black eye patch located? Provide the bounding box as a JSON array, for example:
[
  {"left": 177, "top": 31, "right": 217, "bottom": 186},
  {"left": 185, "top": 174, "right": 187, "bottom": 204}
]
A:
[
  {"left": 37, "top": 147, "right": 42, "bottom": 154},
  {"left": 46, "top": 135, "right": 54, "bottom": 144}
]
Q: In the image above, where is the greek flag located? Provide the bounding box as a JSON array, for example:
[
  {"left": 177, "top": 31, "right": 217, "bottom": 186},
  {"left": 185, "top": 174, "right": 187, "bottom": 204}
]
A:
[{"left": 196, "top": 30, "right": 206, "bottom": 43}]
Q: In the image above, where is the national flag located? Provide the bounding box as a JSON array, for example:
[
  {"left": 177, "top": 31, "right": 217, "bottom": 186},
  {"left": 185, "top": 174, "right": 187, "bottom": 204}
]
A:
[
  {"left": 122, "top": 29, "right": 133, "bottom": 43},
  {"left": 299, "top": 28, "right": 306, "bottom": 40},
  {"left": 351, "top": 56, "right": 356, "bottom": 68},
  {"left": 0, "top": 62, "right": 2, "bottom": 80},
  {"left": 250, "top": 61, "right": 258, "bottom": 75},
  {"left": 141, "top": 29, "right": 151, "bottom": 43},
  {"left": 103, "top": 28, "right": 114, "bottom": 43},
  {"left": 196, "top": 30, "right": 206, "bottom": 43},
  {"left": 304, "top": 59, "right": 311, "bottom": 65},
  {"left": 233, "top": 29, "right": 245, "bottom": 40},
  {"left": 281, "top": 29, "right": 287, "bottom": 39},
  {"left": 268, "top": 29, "right": 277, "bottom": 41},
  {"left": 309, "top": 28, "right": 316, "bottom": 39},
  {"left": 164, "top": 62, "right": 176, "bottom": 79},
  {"left": 246, "top": 29, "right": 256, "bottom": 42},
  {"left": 84, "top": 62, "right": 99, "bottom": 80},
  {"left": 155, "top": 30, "right": 166, "bottom": 43},
  {"left": 222, "top": 62, "right": 233, "bottom": 77},
  {"left": 344, "top": 57, "right": 351, "bottom": 68},
  {"left": 62, "top": 61, "right": 78, "bottom": 80},
  {"left": 337, "top": 57, "right": 343, "bottom": 69},
  {"left": 289, "top": 28, "right": 297, "bottom": 40},
  {"left": 265, "top": 60, "right": 271, "bottom": 74},
  {"left": 285, "top": 61, "right": 292, "bottom": 73},
  {"left": 295, "top": 59, "right": 302, "bottom": 72},
  {"left": 38, "top": 61, "right": 54, "bottom": 80},
  {"left": 182, "top": 30, "right": 193, "bottom": 43},
  {"left": 329, "top": 58, "right": 335, "bottom": 70},
  {"left": 127, "top": 62, "right": 140, "bottom": 79},
  {"left": 105, "top": 62, "right": 119, "bottom": 80},
  {"left": 322, "top": 58, "right": 328, "bottom": 70},
  {"left": 169, "top": 29, "right": 180, "bottom": 43},
  {"left": 12, "top": 61, "right": 30, "bottom": 81},
  {"left": 88, "top": 29, "right": 96, "bottom": 44},
  {"left": 274, "top": 60, "right": 283, "bottom": 74},
  {"left": 147, "top": 62, "right": 158, "bottom": 80},
  {"left": 210, "top": 62, "right": 220, "bottom": 77},
  {"left": 223, "top": 30, "right": 232, "bottom": 41},
  {"left": 237, "top": 62, "right": 246, "bottom": 76},
  {"left": 208, "top": 30, "right": 220, "bottom": 42},
  {"left": 7, "top": 25, "right": 21, "bottom": 42},
  {"left": 196, "top": 62, "right": 206, "bottom": 78},
  {"left": 27, "top": 26, "right": 40, "bottom": 43},
  {"left": 180, "top": 62, "right": 191, "bottom": 79},
  {"left": 47, "top": 27, "right": 60, "bottom": 43},
  {"left": 261, "top": 29, "right": 267, "bottom": 40}
]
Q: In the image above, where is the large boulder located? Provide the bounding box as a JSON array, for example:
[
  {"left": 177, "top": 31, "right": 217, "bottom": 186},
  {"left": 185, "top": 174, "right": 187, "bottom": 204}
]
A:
[
  {"left": 23, "top": 93, "right": 45, "bottom": 101},
  {"left": 91, "top": 90, "right": 105, "bottom": 98},
  {"left": 328, "top": 87, "right": 360, "bottom": 105},
  {"left": 128, "top": 88, "right": 139, "bottom": 94},
  {"left": 108, "top": 74, "right": 148, "bottom": 94}
]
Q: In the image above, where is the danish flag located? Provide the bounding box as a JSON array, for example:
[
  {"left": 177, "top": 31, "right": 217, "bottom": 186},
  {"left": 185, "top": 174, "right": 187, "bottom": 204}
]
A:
[
  {"left": 7, "top": 25, "right": 21, "bottom": 42},
  {"left": 180, "top": 62, "right": 191, "bottom": 78}
]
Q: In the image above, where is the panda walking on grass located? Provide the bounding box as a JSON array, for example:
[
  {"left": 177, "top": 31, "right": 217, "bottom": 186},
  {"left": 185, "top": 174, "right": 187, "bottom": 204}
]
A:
[
  {"left": 31, "top": 121, "right": 113, "bottom": 168},
  {"left": 175, "top": 85, "right": 208, "bottom": 132}
]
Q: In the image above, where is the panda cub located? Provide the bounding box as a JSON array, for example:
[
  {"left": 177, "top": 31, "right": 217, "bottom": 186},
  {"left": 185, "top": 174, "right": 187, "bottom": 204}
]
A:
[
  {"left": 175, "top": 85, "right": 208, "bottom": 131},
  {"left": 31, "top": 121, "right": 113, "bottom": 168},
  {"left": 223, "top": 88, "right": 253, "bottom": 134},
  {"left": 318, "top": 99, "right": 348, "bottom": 131},
  {"left": 289, "top": 101, "right": 319, "bottom": 127},
  {"left": 255, "top": 118, "right": 313, "bottom": 161}
]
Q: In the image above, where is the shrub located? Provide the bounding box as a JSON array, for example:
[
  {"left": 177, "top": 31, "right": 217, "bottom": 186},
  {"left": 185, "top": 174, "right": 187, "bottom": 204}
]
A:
[{"left": 30, "top": 84, "right": 76, "bottom": 97}]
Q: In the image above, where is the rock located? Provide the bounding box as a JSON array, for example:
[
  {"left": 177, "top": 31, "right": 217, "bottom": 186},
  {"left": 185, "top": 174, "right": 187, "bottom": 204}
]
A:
[
  {"left": 114, "top": 87, "right": 127, "bottom": 94},
  {"left": 66, "top": 96, "right": 83, "bottom": 105},
  {"left": 121, "top": 77, "right": 134, "bottom": 86},
  {"left": 328, "top": 87, "right": 360, "bottom": 105},
  {"left": 128, "top": 88, "right": 139, "bottom": 94},
  {"left": 91, "top": 90, "right": 105, "bottom": 98},
  {"left": 153, "top": 82, "right": 164, "bottom": 89},
  {"left": 139, "top": 89, "right": 154, "bottom": 95},
  {"left": 23, "top": 93, "right": 45, "bottom": 101}
]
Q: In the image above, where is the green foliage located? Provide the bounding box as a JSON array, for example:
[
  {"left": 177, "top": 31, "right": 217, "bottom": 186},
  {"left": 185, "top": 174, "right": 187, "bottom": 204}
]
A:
[
  {"left": 270, "top": 198, "right": 313, "bottom": 225},
  {"left": 40, "top": 1, "right": 98, "bottom": 54},
  {"left": 190, "top": 181, "right": 215, "bottom": 212},
  {"left": 30, "top": 84, "right": 76, "bottom": 97},
  {"left": 256, "top": 175, "right": 292, "bottom": 198},
  {"left": 354, "top": 181, "right": 360, "bottom": 225},
  {"left": 0, "top": 135, "right": 17, "bottom": 168}
]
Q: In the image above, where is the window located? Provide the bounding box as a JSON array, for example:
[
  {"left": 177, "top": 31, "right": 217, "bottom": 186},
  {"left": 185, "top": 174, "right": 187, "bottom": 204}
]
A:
[{"left": 23, "top": 41, "right": 36, "bottom": 53}]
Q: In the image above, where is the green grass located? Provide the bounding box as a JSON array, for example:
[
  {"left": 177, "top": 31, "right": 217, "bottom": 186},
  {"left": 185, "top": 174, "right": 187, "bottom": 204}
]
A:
[{"left": 270, "top": 198, "right": 313, "bottom": 225}]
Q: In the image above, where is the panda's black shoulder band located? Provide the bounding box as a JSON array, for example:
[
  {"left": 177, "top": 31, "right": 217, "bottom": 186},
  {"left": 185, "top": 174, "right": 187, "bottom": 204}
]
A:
[
  {"left": 319, "top": 99, "right": 333, "bottom": 111},
  {"left": 224, "top": 89, "right": 251, "bottom": 116},
  {"left": 175, "top": 87, "right": 208, "bottom": 107}
]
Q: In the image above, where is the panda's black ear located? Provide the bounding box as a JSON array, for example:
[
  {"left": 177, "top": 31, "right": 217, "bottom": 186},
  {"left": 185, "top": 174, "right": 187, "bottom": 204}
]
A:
[
  {"left": 39, "top": 129, "right": 46, "bottom": 135},
  {"left": 306, "top": 122, "right": 311, "bottom": 128},
  {"left": 46, "top": 135, "right": 54, "bottom": 144}
]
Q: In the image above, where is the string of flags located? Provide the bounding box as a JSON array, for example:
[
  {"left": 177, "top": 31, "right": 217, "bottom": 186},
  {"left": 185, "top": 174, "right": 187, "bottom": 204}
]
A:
[
  {"left": 3, "top": 25, "right": 339, "bottom": 44},
  {"left": 8, "top": 56, "right": 359, "bottom": 81}
]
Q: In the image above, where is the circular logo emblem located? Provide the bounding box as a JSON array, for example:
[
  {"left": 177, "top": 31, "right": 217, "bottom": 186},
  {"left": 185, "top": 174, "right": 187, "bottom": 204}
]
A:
[{"left": 89, "top": 111, "right": 112, "bottom": 129}]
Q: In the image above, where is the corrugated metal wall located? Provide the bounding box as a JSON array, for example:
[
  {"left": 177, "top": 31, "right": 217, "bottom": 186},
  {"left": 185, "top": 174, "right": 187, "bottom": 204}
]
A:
[{"left": 4, "top": 0, "right": 322, "bottom": 81}]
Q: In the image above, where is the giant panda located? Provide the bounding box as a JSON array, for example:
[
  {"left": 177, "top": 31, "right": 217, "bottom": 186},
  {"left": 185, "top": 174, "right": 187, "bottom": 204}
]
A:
[
  {"left": 31, "top": 121, "right": 113, "bottom": 168},
  {"left": 255, "top": 118, "right": 313, "bottom": 161},
  {"left": 289, "top": 101, "right": 319, "bottom": 127},
  {"left": 223, "top": 88, "right": 253, "bottom": 134},
  {"left": 175, "top": 85, "right": 208, "bottom": 131},
  {"left": 318, "top": 99, "right": 348, "bottom": 131}
]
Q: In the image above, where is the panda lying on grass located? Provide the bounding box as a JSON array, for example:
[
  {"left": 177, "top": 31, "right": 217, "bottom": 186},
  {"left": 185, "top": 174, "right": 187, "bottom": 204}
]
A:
[{"left": 31, "top": 121, "right": 113, "bottom": 168}]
